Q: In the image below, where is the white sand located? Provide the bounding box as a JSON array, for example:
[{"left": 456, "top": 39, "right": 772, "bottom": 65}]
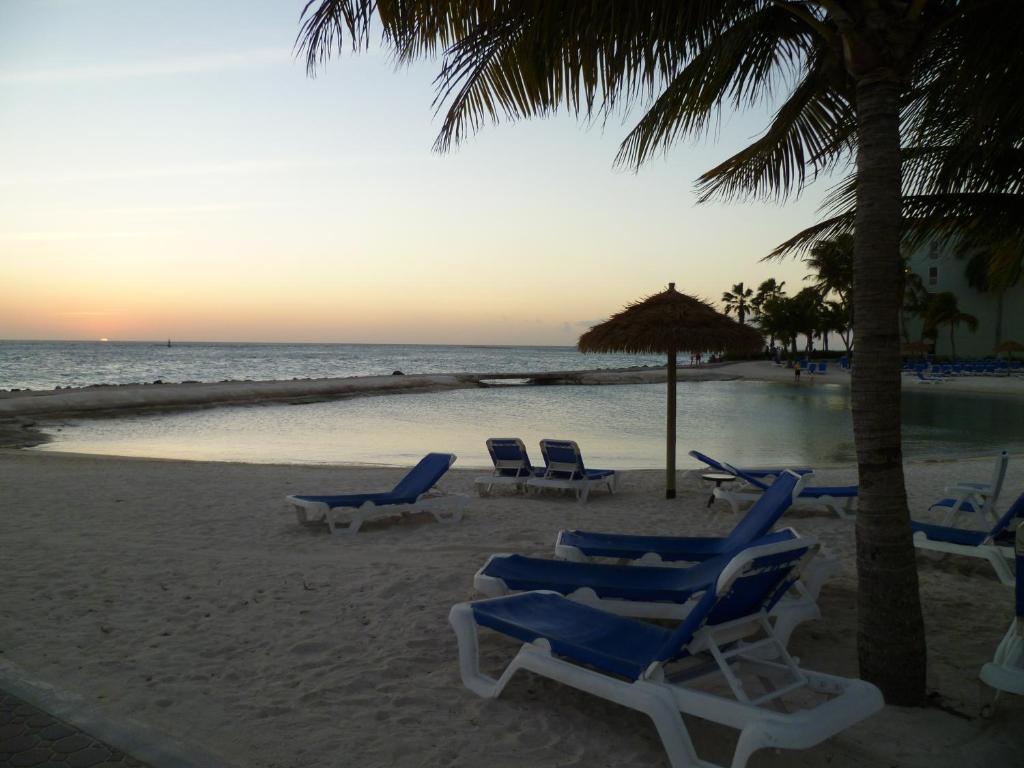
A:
[{"left": 0, "top": 449, "right": 1021, "bottom": 767}]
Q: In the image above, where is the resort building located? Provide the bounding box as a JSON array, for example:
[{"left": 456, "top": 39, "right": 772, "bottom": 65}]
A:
[{"left": 905, "top": 241, "right": 1024, "bottom": 358}]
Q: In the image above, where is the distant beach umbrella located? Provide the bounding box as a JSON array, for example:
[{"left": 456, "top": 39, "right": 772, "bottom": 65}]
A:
[
  {"left": 995, "top": 340, "right": 1024, "bottom": 356},
  {"left": 901, "top": 340, "right": 931, "bottom": 356},
  {"left": 578, "top": 283, "right": 763, "bottom": 499}
]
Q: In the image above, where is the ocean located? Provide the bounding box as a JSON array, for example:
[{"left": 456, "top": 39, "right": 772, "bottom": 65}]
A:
[{"left": 0, "top": 340, "right": 666, "bottom": 391}]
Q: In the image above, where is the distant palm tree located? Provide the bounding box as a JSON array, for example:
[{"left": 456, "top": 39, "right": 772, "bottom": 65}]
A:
[
  {"left": 962, "top": 249, "right": 1022, "bottom": 348},
  {"left": 822, "top": 299, "right": 853, "bottom": 354},
  {"left": 751, "top": 279, "right": 786, "bottom": 349},
  {"left": 900, "top": 260, "right": 932, "bottom": 344},
  {"left": 804, "top": 234, "right": 854, "bottom": 305},
  {"left": 721, "top": 282, "right": 754, "bottom": 326},
  {"left": 923, "top": 292, "right": 979, "bottom": 359}
]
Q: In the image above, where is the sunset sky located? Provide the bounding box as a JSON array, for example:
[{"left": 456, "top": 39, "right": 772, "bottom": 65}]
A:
[{"left": 1, "top": 0, "right": 846, "bottom": 345}]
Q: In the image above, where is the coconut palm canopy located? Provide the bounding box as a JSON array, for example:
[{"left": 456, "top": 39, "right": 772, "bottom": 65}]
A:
[
  {"left": 995, "top": 340, "right": 1024, "bottom": 354},
  {"left": 579, "top": 284, "right": 763, "bottom": 500},
  {"left": 578, "top": 284, "right": 763, "bottom": 356}
]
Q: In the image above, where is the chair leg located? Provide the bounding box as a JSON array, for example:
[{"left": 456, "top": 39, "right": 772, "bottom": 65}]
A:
[{"left": 986, "top": 548, "right": 1015, "bottom": 586}]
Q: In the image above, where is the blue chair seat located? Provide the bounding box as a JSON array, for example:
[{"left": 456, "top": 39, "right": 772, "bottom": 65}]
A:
[
  {"left": 559, "top": 530, "right": 730, "bottom": 561},
  {"left": 911, "top": 521, "right": 988, "bottom": 547},
  {"left": 929, "top": 498, "right": 979, "bottom": 513},
  {"left": 481, "top": 554, "right": 725, "bottom": 603},
  {"left": 292, "top": 491, "right": 412, "bottom": 507},
  {"left": 471, "top": 592, "right": 672, "bottom": 680}
]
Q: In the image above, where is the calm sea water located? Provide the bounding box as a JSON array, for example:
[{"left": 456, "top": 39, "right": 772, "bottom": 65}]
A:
[
  {"left": 0, "top": 340, "right": 665, "bottom": 391},
  {"left": 34, "top": 381, "right": 1024, "bottom": 468}
]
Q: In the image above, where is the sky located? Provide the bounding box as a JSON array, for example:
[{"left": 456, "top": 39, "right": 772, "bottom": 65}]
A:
[{"left": 0, "top": 0, "right": 848, "bottom": 345}]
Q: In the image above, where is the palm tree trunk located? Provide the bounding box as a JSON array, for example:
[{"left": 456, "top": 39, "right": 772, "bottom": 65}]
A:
[
  {"left": 950, "top": 325, "right": 956, "bottom": 359},
  {"left": 666, "top": 350, "right": 677, "bottom": 500},
  {"left": 995, "top": 291, "right": 1004, "bottom": 347},
  {"left": 851, "top": 76, "right": 926, "bottom": 705}
]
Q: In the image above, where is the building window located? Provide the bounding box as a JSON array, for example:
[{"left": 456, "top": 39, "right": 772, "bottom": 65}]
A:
[
  {"left": 928, "top": 266, "right": 938, "bottom": 286},
  {"left": 929, "top": 242, "right": 940, "bottom": 259}
]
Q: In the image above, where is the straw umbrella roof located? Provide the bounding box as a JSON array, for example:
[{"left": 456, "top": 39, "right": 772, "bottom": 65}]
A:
[
  {"left": 901, "top": 340, "right": 931, "bottom": 355},
  {"left": 994, "top": 339, "right": 1024, "bottom": 354},
  {"left": 578, "top": 283, "right": 763, "bottom": 355}
]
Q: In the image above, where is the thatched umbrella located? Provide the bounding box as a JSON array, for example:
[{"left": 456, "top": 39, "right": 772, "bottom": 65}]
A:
[
  {"left": 901, "top": 340, "right": 931, "bottom": 357},
  {"left": 995, "top": 340, "right": 1024, "bottom": 357},
  {"left": 578, "top": 283, "right": 763, "bottom": 499}
]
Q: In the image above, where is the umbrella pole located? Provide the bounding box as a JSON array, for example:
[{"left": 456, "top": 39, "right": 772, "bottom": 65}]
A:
[{"left": 666, "top": 350, "right": 677, "bottom": 499}]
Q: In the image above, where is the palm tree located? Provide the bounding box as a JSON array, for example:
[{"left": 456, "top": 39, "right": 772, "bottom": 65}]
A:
[
  {"left": 822, "top": 299, "right": 853, "bottom": 354},
  {"left": 923, "top": 292, "right": 979, "bottom": 359},
  {"left": 751, "top": 279, "right": 786, "bottom": 315},
  {"left": 804, "top": 234, "right": 854, "bottom": 305},
  {"left": 298, "top": 0, "right": 1021, "bottom": 704},
  {"left": 804, "top": 235, "right": 854, "bottom": 351},
  {"left": 901, "top": 267, "right": 931, "bottom": 345},
  {"left": 962, "top": 249, "right": 1022, "bottom": 348},
  {"left": 758, "top": 295, "right": 801, "bottom": 361},
  {"left": 721, "top": 282, "right": 754, "bottom": 325},
  {"left": 751, "top": 279, "right": 786, "bottom": 349}
]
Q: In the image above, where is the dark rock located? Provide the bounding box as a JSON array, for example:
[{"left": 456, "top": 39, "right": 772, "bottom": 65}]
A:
[
  {"left": 53, "top": 733, "right": 92, "bottom": 753},
  {"left": 391, "top": 370, "right": 405, "bottom": 376},
  {"left": 66, "top": 746, "right": 111, "bottom": 767},
  {"left": 0, "top": 733, "right": 38, "bottom": 753},
  {"left": 10, "top": 747, "right": 50, "bottom": 766}
]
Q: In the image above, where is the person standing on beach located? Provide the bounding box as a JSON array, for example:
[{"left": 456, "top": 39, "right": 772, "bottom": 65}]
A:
[{"left": 794, "top": 361, "right": 801, "bottom": 383}]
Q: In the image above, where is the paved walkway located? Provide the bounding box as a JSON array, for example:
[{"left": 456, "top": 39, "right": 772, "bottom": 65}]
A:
[{"left": 0, "top": 690, "right": 149, "bottom": 768}]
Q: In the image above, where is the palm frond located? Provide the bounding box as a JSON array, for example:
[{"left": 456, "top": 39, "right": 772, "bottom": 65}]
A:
[{"left": 694, "top": 51, "right": 853, "bottom": 202}]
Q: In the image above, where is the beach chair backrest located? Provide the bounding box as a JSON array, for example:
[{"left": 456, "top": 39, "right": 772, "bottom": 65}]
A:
[
  {"left": 721, "top": 461, "right": 771, "bottom": 491},
  {"left": 486, "top": 438, "right": 533, "bottom": 477},
  {"left": 390, "top": 453, "right": 455, "bottom": 499},
  {"left": 655, "top": 535, "right": 817, "bottom": 663},
  {"left": 987, "top": 450, "right": 1009, "bottom": 507},
  {"left": 719, "top": 470, "right": 806, "bottom": 550},
  {"left": 539, "top": 439, "right": 585, "bottom": 479},
  {"left": 687, "top": 450, "right": 729, "bottom": 474}
]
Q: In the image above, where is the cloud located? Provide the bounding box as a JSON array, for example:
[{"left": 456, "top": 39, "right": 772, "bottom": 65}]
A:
[{"left": 0, "top": 48, "right": 292, "bottom": 85}]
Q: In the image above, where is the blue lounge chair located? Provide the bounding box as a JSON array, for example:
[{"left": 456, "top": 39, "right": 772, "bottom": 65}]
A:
[
  {"left": 476, "top": 528, "right": 834, "bottom": 647},
  {"left": 286, "top": 452, "right": 466, "bottom": 534},
  {"left": 709, "top": 462, "right": 857, "bottom": 518},
  {"left": 555, "top": 469, "right": 808, "bottom": 563},
  {"left": 980, "top": 525, "right": 1024, "bottom": 700},
  {"left": 473, "top": 438, "right": 544, "bottom": 496},
  {"left": 688, "top": 449, "right": 810, "bottom": 479},
  {"left": 525, "top": 439, "right": 617, "bottom": 503},
  {"left": 928, "top": 451, "right": 1008, "bottom": 527},
  {"left": 449, "top": 536, "right": 883, "bottom": 768},
  {"left": 912, "top": 490, "right": 1024, "bottom": 586}
]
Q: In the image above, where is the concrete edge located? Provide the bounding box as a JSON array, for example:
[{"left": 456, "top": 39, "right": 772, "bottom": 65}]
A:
[{"left": 0, "top": 659, "right": 236, "bottom": 768}]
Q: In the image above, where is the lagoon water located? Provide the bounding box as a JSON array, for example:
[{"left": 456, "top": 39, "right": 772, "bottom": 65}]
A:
[{"left": 35, "top": 380, "right": 1024, "bottom": 469}]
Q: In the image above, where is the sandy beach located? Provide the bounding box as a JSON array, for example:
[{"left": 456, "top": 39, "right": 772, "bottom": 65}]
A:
[{"left": 0, "top": 448, "right": 1020, "bottom": 767}]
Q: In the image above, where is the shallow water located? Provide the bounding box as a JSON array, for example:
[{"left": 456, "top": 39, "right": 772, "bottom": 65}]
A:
[{"left": 34, "top": 380, "right": 1024, "bottom": 468}]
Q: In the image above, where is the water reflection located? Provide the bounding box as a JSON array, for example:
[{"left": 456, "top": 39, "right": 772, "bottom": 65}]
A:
[{"left": 35, "top": 381, "right": 1024, "bottom": 468}]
